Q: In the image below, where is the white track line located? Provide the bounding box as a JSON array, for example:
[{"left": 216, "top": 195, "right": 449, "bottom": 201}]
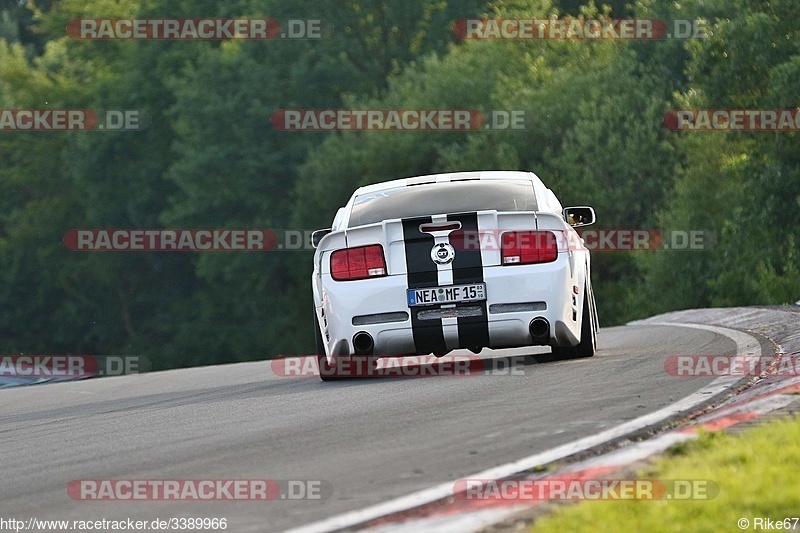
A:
[{"left": 284, "top": 323, "right": 761, "bottom": 533}]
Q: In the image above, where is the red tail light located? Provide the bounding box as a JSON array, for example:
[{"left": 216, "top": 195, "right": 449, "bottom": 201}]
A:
[
  {"left": 330, "top": 245, "right": 387, "bottom": 281},
  {"left": 501, "top": 231, "right": 558, "bottom": 265}
]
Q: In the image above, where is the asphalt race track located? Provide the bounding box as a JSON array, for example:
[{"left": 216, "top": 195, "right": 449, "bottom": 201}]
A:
[{"left": 0, "top": 324, "right": 739, "bottom": 532}]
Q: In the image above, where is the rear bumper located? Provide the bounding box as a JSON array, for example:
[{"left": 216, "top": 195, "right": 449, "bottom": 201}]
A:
[{"left": 315, "top": 253, "right": 585, "bottom": 360}]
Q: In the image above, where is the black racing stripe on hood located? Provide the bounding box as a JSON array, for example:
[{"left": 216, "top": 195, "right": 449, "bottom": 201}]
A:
[
  {"left": 402, "top": 217, "right": 447, "bottom": 355},
  {"left": 448, "top": 212, "right": 490, "bottom": 350}
]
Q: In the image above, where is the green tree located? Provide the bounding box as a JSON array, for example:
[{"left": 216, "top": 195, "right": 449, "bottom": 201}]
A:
[{"left": 638, "top": 0, "right": 800, "bottom": 314}]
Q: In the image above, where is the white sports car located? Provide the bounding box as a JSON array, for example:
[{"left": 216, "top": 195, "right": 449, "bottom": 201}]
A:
[{"left": 311, "top": 171, "right": 598, "bottom": 380}]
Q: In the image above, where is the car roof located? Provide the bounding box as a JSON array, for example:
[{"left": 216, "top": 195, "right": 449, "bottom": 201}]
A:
[{"left": 352, "top": 171, "right": 544, "bottom": 196}]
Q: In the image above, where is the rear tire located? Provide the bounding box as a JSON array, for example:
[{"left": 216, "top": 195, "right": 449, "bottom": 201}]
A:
[
  {"left": 573, "top": 287, "right": 596, "bottom": 358},
  {"left": 550, "top": 345, "right": 574, "bottom": 360},
  {"left": 550, "top": 288, "right": 596, "bottom": 360},
  {"left": 315, "top": 311, "right": 339, "bottom": 381}
]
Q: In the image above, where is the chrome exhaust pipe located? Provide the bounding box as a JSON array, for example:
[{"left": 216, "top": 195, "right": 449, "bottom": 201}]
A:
[
  {"left": 353, "top": 332, "right": 374, "bottom": 355},
  {"left": 529, "top": 317, "right": 550, "bottom": 339}
]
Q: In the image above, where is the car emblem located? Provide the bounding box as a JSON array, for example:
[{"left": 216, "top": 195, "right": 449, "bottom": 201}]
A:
[{"left": 431, "top": 243, "right": 455, "bottom": 265}]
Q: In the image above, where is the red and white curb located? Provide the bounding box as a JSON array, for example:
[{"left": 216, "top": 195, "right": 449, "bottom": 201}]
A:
[{"left": 285, "top": 322, "right": 792, "bottom": 533}]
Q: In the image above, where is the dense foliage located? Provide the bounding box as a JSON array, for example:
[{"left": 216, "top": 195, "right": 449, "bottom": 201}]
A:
[{"left": 0, "top": 0, "right": 797, "bottom": 369}]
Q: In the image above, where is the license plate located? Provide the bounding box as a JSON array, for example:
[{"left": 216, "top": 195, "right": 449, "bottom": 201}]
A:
[{"left": 407, "top": 283, "right": 486, "bottom": 307}]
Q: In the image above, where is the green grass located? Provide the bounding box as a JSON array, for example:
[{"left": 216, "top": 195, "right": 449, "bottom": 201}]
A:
[{"left": 532, "top": 416, "right": 800, "bottom": 533}]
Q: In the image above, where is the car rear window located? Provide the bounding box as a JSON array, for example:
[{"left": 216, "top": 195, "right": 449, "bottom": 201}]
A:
[{"left": 348, "top": 180, "right": 538, "bottom": 228}]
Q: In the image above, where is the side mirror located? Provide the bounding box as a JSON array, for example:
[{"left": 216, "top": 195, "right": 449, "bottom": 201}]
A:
[
  {"left": 563, "top": 206, "right": 596, "bottom": 227},
  {"left": 311, "top": 228, "right": 332, "bottom": 248}
]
